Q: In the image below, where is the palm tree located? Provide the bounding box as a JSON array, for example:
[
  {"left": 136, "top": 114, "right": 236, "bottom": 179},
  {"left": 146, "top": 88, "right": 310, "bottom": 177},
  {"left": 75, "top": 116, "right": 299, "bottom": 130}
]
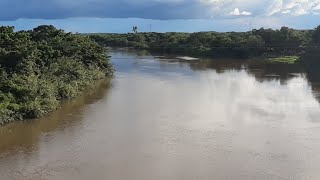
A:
[{"left": 132, "top": 26, "right": 138, "bottom": 33}]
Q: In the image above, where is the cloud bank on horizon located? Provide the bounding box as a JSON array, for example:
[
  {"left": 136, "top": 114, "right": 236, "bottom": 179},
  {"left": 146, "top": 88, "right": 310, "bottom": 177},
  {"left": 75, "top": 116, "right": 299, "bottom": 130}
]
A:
[{"left": 1, "top": 0, "right": 320, "bottom": 20}]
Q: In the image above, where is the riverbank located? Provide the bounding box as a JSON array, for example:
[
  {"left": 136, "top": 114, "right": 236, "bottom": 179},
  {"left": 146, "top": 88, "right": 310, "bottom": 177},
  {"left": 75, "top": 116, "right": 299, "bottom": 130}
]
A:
[
  {"left": 88, "top": 26, "right": 316, "bottom": 59},
  {"left": 0, "top": 25, "right": 114, "bottom": 124}
]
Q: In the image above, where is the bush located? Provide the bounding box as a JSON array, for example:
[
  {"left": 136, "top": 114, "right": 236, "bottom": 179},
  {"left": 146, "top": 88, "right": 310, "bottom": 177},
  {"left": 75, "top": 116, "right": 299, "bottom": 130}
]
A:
[{"left": 0, "top": 25, "right": 114, "bottom": 123}]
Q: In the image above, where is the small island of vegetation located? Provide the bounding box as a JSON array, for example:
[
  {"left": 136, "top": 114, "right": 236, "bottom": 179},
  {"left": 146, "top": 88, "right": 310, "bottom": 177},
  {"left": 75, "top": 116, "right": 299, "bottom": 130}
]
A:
[{"left": 0, "top": 25, "right": 114, "bottom": 124}]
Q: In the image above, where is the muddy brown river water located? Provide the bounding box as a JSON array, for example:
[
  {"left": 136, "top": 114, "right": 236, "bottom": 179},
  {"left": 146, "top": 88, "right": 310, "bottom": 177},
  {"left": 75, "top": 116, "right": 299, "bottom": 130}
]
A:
[{"left": 1, "top": 49, "right": 320, "bottom": 180}]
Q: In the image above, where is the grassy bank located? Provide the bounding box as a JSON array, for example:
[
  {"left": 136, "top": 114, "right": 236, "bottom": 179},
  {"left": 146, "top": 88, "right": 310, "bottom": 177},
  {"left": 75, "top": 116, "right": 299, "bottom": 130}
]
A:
[
  {"left": 0, "top": 25, "right": 114, "bottom": 124},
  {"left": 267, "top": 56, "right": 300, "bottom": 64}
]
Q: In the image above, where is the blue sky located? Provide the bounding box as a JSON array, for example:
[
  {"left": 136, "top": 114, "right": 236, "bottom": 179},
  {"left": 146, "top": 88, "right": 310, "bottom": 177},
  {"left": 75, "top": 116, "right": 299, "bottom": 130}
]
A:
[{"left": 0, "top": 0, "right": 320, "bottom": 33}]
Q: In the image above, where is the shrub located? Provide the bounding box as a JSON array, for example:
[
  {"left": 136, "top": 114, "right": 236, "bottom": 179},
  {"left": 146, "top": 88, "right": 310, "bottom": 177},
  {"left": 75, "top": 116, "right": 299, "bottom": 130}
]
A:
[{"left": 0, "top": 25, "right": 114, "bottom": 123}]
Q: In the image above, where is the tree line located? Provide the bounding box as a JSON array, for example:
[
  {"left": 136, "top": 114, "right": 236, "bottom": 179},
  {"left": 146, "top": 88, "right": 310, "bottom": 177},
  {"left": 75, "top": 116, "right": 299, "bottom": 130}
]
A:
[
  {"left": 89, "top": 26, "right": 320, "bottom": 58},
  {"left": 0, "top": 25, "right": 114, "bottom": 124}
]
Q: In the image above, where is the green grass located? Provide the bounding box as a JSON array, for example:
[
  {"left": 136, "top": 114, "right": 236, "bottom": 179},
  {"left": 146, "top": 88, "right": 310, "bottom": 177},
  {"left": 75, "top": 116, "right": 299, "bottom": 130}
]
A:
[{"left": 268, "top": 56, "right": 300, "bottom": 64}]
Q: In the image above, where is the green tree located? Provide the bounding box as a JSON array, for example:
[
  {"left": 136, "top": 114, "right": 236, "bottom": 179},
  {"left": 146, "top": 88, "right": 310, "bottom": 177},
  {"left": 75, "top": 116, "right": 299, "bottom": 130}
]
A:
[
  {"left": 0, "top": 25, "right": 114, "bottom": 124},
  {"left": 312, "top": 25, "right": 320, "bottom": 44}
]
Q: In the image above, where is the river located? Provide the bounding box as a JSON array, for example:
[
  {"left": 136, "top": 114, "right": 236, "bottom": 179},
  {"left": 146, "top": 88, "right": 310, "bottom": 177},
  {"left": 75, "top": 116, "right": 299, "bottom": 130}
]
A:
[{"left": 1, "top": 49, "right": 320, "bottom": 180}]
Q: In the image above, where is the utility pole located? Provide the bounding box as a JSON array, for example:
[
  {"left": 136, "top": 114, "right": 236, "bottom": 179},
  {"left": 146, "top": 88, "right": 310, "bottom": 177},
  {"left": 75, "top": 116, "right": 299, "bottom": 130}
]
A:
[{"left": 149, "top": 24, "right": 152, "bottom": 32}]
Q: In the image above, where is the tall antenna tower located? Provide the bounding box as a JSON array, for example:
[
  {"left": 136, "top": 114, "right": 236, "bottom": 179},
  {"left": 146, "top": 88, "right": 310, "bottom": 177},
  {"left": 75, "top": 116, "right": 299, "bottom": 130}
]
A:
[{"left": 249, "top": 17, "right": 255, "bottom": 31}]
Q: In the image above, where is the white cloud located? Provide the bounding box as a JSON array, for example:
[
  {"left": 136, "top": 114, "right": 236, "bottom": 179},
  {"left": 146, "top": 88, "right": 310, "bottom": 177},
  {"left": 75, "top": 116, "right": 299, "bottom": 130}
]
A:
[
  {"left": 267, "top": 0, "right": 320, "bottom": 16},
  {"left": 314, "top": 3, "right": 320, "bottom": 10},
  {"left": 202, "top": 0, "right": 320, "bottom": 18},
  {"left": 229, "top": 8, "right": 252, "bottom": 16},
  {"left": 240, "top": 11, "right": 253, "bottom": 16},
  {"left": 282, "top": 9, "right": 291, "bottom": 14},
  {"left": 229, "top": 8, "right": 240, "bottom": 15},
  {"left": 266, "top": 0, "right": 283, "bottom": 16},
  {"left": 294, "top": 8, "right": 308, "bottom": 15}
]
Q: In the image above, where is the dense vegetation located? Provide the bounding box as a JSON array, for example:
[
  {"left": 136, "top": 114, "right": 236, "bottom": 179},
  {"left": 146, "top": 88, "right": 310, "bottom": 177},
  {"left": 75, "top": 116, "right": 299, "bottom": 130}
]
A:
[
  {"left": 0, "top": 25, "right": 113, "bottom": 124},
  {"left": 89, "top": 26, "right": 317, "bottom": 58},
  {"left": 301, "top": 26, "right": 320, "bottom": 83}
]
